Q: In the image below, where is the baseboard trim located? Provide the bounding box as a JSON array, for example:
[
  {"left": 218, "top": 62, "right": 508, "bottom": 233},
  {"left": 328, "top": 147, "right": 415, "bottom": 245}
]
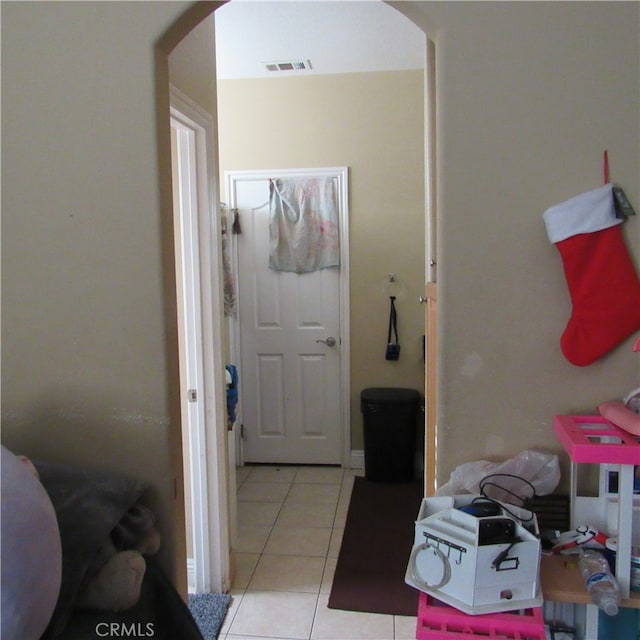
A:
[
  {"left": 187, "top": 557, "right": 196, "bottom": 594},
  {"left": 350, "top": 450, "right": 364, "bottom": 470}
]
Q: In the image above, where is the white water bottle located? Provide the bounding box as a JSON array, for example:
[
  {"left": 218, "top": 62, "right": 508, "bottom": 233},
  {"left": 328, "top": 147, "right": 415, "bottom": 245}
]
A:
[{"left": 579, "top": 548, "right": 621, "bottom": 616}]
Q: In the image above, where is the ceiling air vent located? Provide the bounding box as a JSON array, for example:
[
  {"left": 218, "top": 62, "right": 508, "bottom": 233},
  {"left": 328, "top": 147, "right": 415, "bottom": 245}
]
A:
[{"left": 263, "top": 59, "right": 312, "bottom": 73}]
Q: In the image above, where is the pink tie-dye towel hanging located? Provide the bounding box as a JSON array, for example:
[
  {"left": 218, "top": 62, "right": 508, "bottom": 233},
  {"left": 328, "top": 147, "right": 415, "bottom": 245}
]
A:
[{"left": 269, "top": 177, "right": 340, "bottom": 273}]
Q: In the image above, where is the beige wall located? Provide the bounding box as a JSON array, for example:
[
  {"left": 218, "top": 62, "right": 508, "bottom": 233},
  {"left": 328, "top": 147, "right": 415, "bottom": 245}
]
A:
[
  {"left": 217, "top": 70, "right": 426, "bottom": 450},
  {"left": 2, "top": 1, "right": 638, "bottom": 588},
  {"left": 401, "top": 1, "right": 640, "bottom": 488},
  {"left": 1, "top": 0, "right": 198, "bottom": 584}
]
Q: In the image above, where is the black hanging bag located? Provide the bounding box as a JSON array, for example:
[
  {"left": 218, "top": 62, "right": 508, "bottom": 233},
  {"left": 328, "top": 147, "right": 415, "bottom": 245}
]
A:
[{"left": 385, "top": 296, "right": 400, "bottom": 360}]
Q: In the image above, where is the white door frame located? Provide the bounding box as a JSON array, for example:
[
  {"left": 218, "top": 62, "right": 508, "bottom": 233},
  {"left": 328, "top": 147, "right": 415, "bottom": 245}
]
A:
[
  {"left": 425, "top": 37, "right": 437, "bottom": 285},
  {"left": 170, "top": 85, "right": 231, "bottom": 593},
  {"left": 226, "top": 167, "right": 351, "bottom": 467}
]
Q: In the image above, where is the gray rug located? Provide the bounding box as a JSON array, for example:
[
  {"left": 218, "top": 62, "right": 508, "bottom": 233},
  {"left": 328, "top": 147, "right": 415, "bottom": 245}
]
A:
[{"left": 188, "top": 593, "right": 232, "bottom": 640}]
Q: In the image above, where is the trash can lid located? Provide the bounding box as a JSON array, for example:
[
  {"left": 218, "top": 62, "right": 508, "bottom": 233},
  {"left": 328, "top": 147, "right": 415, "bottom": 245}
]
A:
[{"left": 360, "top": 387, "right": 421, "bottom": 403}]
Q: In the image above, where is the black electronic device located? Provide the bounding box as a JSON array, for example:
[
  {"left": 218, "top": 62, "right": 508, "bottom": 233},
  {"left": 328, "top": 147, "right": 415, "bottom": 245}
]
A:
[
  {"left": 478, "top": 518, "right": 516, "bottom": 545},
  {"left": 458, "top": 500, "right": 500, "bottom": 518}
]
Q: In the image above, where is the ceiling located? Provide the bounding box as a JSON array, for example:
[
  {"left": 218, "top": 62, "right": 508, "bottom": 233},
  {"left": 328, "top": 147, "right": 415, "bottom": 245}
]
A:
[{"left": 214, "top": 1, "right": 425, "bottom": 80}]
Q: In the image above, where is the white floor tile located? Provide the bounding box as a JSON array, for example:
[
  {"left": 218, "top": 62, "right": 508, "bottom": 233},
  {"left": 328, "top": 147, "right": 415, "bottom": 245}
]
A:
[
  {"left": 237, "top": 501, "right": 282, "bottom": 527},
  {"left": 235, "top": 524, "right": 272, "bottom": 553},
  {"left": 230, "top": 552, "right": 260, "bottom": 590},
  {"left": 276, "top": 502, "right": 336, "bottom": 528},
  {"left": 225, "top": 635, "right": 293, "bottom": 640},
  {"left": 264, "top": 525, "right": 332, "bottom": 557},
  {"left": 219, "top": 591, "right": 243, "bottom": 637},
  {"left": 286, "top": 482, "right": 341, "bottom": 505},
  {"left": 320, "top": 556, "right": 337, "bottom": 594},
  {"left": 249, "top": 554, "right": 325, "bottom": 593},
  {"left": 244, "top": 465, "right": 299, "bottom": 484},
  {"left": 311, "top": 594, "right": 395, "bottom": 640},
  {"left": 229, "top": 590, "right": 318, "bottom": 639},
  {"left": 333, "top": 502, "right": 349, "bottom": 528},
  {"left": 338, "top": 478, "right": 355, "bottom": 505},
  {"left": 327, "top": 526, "right": 344, "bottom": 558},
  {"left": 393, "top": 614, "right": 418, "bottom": 640},
  {"left": 237, "top": 481, "right": 291, "bottom": 503},
  {"left": 236, "top": 466, "right": 252, "bottom": 485},
  {"left": 295, "top": 466, "right": 344, "bottom": 484}
]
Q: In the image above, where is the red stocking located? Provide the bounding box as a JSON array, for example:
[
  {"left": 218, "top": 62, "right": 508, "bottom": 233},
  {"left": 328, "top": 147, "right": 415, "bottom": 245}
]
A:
[{"left": 544, "top": 184, "right": 640, "bottom": 366}]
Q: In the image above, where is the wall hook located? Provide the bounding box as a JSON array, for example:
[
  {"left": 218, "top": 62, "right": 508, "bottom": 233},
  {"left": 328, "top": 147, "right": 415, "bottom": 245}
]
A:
[{"left": 381, "top": 273, "right": 407, "bottom": 300}]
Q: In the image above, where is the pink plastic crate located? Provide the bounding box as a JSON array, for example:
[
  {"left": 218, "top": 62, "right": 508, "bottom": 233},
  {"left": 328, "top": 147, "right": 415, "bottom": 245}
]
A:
[
  {"left": 553, "top": 415, "right": 640, "bottom": 465},
  {"left": 415, "top": 593, "right": 546, "bottom": 640}
]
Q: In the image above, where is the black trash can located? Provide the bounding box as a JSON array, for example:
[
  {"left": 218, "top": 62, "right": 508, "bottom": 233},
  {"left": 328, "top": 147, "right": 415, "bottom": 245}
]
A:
[{"left": 361, "top": 387, "right": 421, "bottom": 482}]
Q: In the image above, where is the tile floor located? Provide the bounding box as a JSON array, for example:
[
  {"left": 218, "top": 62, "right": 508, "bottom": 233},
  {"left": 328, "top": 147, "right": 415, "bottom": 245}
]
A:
[{"left": 219, "top": 465, "right": 418, "bottom": 640}]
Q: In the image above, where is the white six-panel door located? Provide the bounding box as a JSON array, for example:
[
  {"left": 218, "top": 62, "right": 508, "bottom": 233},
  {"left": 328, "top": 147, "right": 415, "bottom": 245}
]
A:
[{"left": 228, "top": 169, "right": 349, "bottom": 464}]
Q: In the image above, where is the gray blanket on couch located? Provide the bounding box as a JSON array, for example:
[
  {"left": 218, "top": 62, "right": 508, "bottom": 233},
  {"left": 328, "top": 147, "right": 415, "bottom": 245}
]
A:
[{"left": 33, "top": 460, "right": 145, "bottom": 639}]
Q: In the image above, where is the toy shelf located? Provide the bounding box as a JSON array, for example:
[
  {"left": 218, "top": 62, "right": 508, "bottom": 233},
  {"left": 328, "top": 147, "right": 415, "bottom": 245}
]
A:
[
  {"left": 553, "top": 415, "right": 639, "bottom": 600},
  {"left": 553, "top": 414, "right": 639, "bottom": 464},
  {"left": 415, "top": 593, "right": 546, "bottom": 640}
]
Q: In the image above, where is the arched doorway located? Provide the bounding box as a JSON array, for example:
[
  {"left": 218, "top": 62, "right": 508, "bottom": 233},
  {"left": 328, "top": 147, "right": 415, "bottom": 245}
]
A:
[{"left": 155, "top": 0, "right": 435, "bottom": 595}]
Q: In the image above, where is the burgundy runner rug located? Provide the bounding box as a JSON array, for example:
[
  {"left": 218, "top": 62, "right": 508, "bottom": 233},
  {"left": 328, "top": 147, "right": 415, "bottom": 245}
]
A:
[{"left": 328, "top": 476, "right": 423, "bottom": 616}]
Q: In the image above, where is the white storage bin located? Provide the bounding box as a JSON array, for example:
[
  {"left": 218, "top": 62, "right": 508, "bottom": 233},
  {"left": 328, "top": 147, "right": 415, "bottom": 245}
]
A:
[{"left": 405, "top": 495, "right": 542, "bottom": 615}]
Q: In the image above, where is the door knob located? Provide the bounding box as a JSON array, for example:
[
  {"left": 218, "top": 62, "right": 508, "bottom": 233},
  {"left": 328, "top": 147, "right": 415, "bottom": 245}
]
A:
[{"left": 316, "top": 337, "right": 337, "bottom": 347}]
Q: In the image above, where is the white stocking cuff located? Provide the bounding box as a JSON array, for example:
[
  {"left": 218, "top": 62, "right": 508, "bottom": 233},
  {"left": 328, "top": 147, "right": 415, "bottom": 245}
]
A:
[{"left": 543, "top": 183, "right": 622, "bottom": 243}]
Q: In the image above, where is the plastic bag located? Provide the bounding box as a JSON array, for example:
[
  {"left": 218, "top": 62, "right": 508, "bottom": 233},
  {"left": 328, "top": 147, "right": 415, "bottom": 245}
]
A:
[{"left": 436, "top": 449, "right": 560, "bottom": 503}]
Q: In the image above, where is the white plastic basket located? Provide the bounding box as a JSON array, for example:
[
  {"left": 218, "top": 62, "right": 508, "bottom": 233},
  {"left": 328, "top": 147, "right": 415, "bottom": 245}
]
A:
[{"left": 405, "top": 495, "right": 542, "bottom": 615}]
